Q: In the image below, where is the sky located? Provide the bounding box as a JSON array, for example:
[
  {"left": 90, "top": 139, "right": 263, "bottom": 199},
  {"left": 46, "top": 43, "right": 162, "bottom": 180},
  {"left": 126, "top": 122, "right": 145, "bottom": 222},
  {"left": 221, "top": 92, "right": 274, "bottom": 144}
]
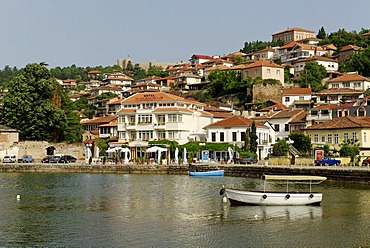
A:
[{"left": 1, "top": 0, "right": 370, "bottom": 69}]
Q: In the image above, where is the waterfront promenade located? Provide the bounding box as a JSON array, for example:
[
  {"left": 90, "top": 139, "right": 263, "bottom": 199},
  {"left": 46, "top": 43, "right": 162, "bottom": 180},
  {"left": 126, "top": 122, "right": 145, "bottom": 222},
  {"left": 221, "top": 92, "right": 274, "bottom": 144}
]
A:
[{"left": 1, "top": 161, "right": 370, "bottom": 184}]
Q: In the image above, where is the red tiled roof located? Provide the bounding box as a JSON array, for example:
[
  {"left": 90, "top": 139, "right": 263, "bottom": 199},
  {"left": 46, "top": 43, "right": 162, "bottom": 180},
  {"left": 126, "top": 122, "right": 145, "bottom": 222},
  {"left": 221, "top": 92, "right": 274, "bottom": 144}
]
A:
[
  {"left": 259, "top": 102, "right": 288, "bottom": 112},
  {"left": 340, "top": 45, "right": 362, "bottom": 52},
  {"left": 327, "top": 73, "right": 370, "bottom": 83},
  {"left": 206, "top": 115, "right": 265, "bottom": 128},
  {"left": 192, "top": 54, "right": 213, "bottom": 60},
  {"left": 290, "top": 111, "right": 307, "bottom": 123},
  {"left": 272, "top": 27, "right": 315, "bottom": 36},
  {"left": 245, "top": 60, "right": 283, "bottom": 69},
  {"left": 122, "top": 91, "right": 203, "bottom": 104},
  {"left": 81, "top": 115, "right": 118, "bottom": 124},
  {"left": 269, "top": 109, "right": 305, "bottom": 119},
  {"left": 118, "top": 108, "right": 136, "bottom": 113},
  {"left": 312, "top": 104, "right": 338, "bottom": 110},
  {"left": 316, "top": 88, "right": 363, "bottom": 95},
  {"left": 282, "top": 87, "right": 311, "bottom": 95},
  {"left": 305, "top": 116, "right": 370, "bottom": 130},
  {"left": 293, "top": 55, "right": 338, "bottom": 64}
]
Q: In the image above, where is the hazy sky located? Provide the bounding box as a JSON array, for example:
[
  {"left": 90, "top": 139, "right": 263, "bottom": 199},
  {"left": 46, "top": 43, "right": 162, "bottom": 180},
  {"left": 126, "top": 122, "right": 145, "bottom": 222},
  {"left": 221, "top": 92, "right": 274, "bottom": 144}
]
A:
[{"left": 1, "top": 0, "right": 370, "bottom": 69}]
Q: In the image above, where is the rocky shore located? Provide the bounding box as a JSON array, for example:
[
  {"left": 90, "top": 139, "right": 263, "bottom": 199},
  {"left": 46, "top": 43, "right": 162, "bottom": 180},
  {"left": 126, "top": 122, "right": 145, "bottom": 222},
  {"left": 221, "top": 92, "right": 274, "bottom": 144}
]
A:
[{"left": 1, "top": 162, "right": 370, "bottom": 184}]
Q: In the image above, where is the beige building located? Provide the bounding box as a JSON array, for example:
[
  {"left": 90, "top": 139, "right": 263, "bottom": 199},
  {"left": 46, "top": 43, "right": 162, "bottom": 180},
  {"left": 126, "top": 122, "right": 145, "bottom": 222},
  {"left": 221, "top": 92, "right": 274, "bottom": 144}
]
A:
[
  {"left": 272, "top": 27, "right": 316, "bottom": 44},
  {"left": 239, "top": 60, "right": 285, "bottom": 86},
  {"left": 304, "top": 116, "right": 370, "bottom": 156}
]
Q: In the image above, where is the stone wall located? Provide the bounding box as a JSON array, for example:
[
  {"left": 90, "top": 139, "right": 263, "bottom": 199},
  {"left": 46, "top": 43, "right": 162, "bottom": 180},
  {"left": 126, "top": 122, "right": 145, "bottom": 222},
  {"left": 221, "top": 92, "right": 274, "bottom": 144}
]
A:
[
  {"left": 1, "top": 141, "right": 86, "bottom": 161},
  {"left": 252, "top": 83, "right": 282, "bottom": 103}
]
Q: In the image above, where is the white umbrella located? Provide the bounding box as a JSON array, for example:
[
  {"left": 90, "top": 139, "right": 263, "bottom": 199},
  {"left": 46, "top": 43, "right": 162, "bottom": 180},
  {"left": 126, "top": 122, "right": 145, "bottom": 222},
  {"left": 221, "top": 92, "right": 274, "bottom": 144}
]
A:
[
  {"left": 175, "top": 147, "right": 179, "bottom": 164},
  {"left": 183, "top": 148, "right": 187, "bottom": 165},
  {"left": 95, "top": 146, "right": 100, "bottom": 158},
  {"left": 228, "top": 147, "right": 233, "bottom": 161},
  {"left": 123, "top": 147, "right": 130, "bottom": 163},
  {"left": 106, "top": 147, "right": 116, "bottom": 153},
  {"left": 86, "top": 147, "right": 92, "bottom": 162},
  {"left": 157, "top": 150, "right": 161, "bottom": 164},
  {"left": 146, "top": 146, "right": 167, "bottom": 153}
]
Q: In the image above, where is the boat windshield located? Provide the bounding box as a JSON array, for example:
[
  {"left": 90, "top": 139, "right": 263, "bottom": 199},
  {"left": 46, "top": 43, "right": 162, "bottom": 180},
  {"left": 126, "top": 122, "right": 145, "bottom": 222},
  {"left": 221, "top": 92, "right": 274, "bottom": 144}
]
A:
[{"left": 262, "top": 175, "right": 327, "bottom": 184}]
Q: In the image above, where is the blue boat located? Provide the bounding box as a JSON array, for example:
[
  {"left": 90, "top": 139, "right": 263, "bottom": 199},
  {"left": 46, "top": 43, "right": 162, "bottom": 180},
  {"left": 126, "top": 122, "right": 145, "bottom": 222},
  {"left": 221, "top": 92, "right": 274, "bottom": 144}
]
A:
[{"left": 188, "top": 170, "right": 224, "bottom": 177}]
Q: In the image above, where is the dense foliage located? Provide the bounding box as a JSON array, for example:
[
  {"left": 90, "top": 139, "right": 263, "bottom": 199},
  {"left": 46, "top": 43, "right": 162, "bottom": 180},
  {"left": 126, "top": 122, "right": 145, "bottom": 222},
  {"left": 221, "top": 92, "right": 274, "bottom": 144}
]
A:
[
  {"left": 240, "top": 40, "right": 284, "bottom": 54},
  {"left": 288, "top": 133, "right": 312, "bottom": 155},
  {"left": 0, "top": 63, "right": 82, "bottom": 142},
  {"left": 0, "top": 65, "right": 20, "bottom": 86},
  {"left": 272, "top": 139, "right": 290, "bottom": 156},
  {"left": 294, "top": 61, "right": 327, "bottom": 92},
  {"left": 339, "top": 138, "right": 360, "bottom": 162}
]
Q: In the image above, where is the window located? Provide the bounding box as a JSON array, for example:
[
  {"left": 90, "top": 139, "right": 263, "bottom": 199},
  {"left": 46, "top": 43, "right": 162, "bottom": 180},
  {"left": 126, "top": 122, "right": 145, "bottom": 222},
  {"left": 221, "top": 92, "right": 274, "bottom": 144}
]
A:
[
  {"left": 314, "top": 134, "right": 318, "bottom": 143},
  {"left": 328, "top": 134, "right": 332, "bottom": 144},
  {"left": 354, "top": 82, "right": 361, "bottom": 88},
  {"left": 321, "top": 135, "right": 325, "bottom": 143},
  {"left": 245, "top": 71, "right": 248, "bottom": 77},
  {"left": 332, "top": 83, "right": 340, "bottom": 88},
  {"left": 284, "top": 124, "right": 289, "bottom": 132},
  {"left": 342, "top": 82, "right": 350, "bottom": 87},
  {"left": 138, "top": 115, "right": 152, "bottom": 124},
  {"left": 299, "top": 96, "right": 304, "bottom": 100},
  {"left": 364, "top": 132, "right": 367, "bottom": 143},
  {"left": 232, "top": 132, "right": 237, "bottom": 142},
  {"left": 276, "top": 70, "right": 281, "bottom": 76},
  {"left": 267, "top": 69, "right": 271, "bottom": 75},
  {"left": 138, "top": 131, "right": 153, "bottom": 140},
  {"left": 129, "top": 116, "right": 135, "bottom": 125},
  {"left": 211, "top": 132, "right": 216, "bottom": 142},
  {"left": 157, "top": 115, "right": 165, "bottom": 125},
  {"left": 157, "top": 131, "right": 166, "bottom": 140},
  {"left": 352, "top": 132, "right": 357, "bottom": 141},
  {"left": 241, "top": 132, "right": 246, "bottom": 141},
  {"left": 254, "top": 69, "right": 259, "bottom": 75},
  {"left": 119, "top": 131, "right": 126, "bottom": 140},
  {"left": 220, "top": 132, "right": 224, "bottom": 142},
  {"left": 334, "top": 134, "right": 339, "bottom": 144},
  {"left": 344, "top": 133, "right": 348, "bottom": 141},
  {"left": 274, "top": 124, "right": 280, "bottom": 132},
  {"left": 285, "top": 97, "right": 290, "bottom": 102},
  {"left": 168, "top": 131, "right": 178, "bottom": 139},
  {"left": 358, "top": 109, "right": 365, "bottom": 116},
  {"left": 168, "top": 114, "right": 182, "bottom": 122}
]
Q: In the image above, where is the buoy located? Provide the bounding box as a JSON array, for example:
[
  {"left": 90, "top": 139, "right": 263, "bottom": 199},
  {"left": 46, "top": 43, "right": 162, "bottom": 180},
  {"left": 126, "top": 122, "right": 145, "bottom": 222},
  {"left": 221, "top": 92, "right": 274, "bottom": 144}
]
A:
[
  {"left": 285, "top": 194, "right": 290, "bottom": 199},
  {"left": 262, "top": 194, "right": 267, "bottom": 199},
  {"left": 16, "top": 194, "right": 21, "bottom": 200},
  {"left": 309, "top": 194, "right": 314, "bottom": 199},
  {"left": 222, "top": 196, "right": 228, "bottom": 203}
]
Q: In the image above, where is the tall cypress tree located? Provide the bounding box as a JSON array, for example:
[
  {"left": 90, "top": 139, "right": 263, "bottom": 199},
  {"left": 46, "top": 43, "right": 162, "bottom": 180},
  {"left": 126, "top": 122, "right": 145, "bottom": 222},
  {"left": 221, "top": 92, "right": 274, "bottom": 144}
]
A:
[{"left": 250, "top": 121, "right": 258, "bottom": 154}]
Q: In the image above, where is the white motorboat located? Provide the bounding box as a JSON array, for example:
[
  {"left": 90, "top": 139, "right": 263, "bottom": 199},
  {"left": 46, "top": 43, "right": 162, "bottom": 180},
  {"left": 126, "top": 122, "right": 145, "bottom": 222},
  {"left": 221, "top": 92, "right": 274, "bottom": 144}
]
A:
[{"left": 220, "top": 175, "right": 327, "bottom": 206}]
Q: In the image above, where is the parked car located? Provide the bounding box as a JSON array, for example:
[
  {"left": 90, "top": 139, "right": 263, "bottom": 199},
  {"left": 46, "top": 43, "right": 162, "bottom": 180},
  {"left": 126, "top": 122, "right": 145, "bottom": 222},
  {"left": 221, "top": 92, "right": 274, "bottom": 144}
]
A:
[
  {"left": 3, "top": 155, "right": 17, "bottom": 163},
  {"left": 18, "top": 155, "right": 34, "bottom": 163},
  {"left": 49, "top": 155, "right": 62, "bottom": 163},
  {"left": 315, "top": 156, "right": 341, "bottom": 166},
  {"left": 240, "top": 156, "right": 258, "bottom": 164},
  {"left": 41, "top": 155, "right": 53, "bottom": 163},
  {"left": 58, "top": 155, "right": 77, "bottom": 163},
  {"left": 362, "top": 157, "right": 370, "bottom": 166}
]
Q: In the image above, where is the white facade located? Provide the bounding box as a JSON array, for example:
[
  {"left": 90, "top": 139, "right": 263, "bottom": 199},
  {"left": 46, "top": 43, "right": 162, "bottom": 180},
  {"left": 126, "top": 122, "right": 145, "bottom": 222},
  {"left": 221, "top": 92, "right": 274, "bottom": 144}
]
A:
[
  {"left": 294, "top": 57, "right": 338, "bottom": 77},
  {"left": 117, "top": 92, "right": 214, "bottom": 145}
]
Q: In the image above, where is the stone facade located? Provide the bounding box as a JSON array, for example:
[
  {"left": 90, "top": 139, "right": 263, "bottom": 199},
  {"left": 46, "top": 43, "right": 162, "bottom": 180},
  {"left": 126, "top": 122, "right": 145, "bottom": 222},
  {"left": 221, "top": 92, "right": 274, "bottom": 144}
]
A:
[{"left": 252, "top": 83, "right": 282, "bottom": 103}]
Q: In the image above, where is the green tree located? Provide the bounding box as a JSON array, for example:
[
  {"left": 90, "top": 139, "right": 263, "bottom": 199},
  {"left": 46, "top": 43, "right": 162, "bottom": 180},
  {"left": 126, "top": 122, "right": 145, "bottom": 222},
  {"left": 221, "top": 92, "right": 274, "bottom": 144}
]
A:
[
  {"left": 273, "top": 139, "right": 290, "bottom": 156},
  {"left": 317, "top": 27, "right": 327, "bottom": 39},
  {"left": 288, "top": 133, "right": 312, "bottom": 155},
  {"left": 240, "top": 40, "right": 283, "bottom": 54},
  {"left": 244, "top": 128, "right": 250, "bottom": 151},
  {"left": 250, "top": 122, "right": 258, "bottom": 154},
  {"left": 345, "top": 47, "right": 370, "bottom": 77},
  {"left": 323, "top": 144, "right": 330, "bottom": 156},
  {"left": 339, "top": 138, "right": 360, "bottom": 162},
  {"left": 147, "top": 65, "right": 169, "bottom": 77},
  {"left": 297, "top": 61, "right": 326, "bottom": 92},
  {"left": 0, "top": 65, "right": 20, "bottom": 85},
  {"left": 0, "top": 63, "right": 67, "bottom": 141},
  {"left": 96, "top": 92, "right": 117, "bottom": 101}
]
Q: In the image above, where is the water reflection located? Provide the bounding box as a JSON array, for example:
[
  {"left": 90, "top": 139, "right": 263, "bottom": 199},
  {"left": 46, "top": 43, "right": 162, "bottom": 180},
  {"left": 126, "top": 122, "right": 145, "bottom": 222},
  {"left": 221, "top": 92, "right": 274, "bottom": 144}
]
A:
[{"left": 221, "top": 205, "right": 322, "bottom": 221}]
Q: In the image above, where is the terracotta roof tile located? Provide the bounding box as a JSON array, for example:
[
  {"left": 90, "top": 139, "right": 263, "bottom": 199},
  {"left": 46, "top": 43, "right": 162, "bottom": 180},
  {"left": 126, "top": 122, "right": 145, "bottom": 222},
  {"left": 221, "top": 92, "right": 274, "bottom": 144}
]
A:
[
  {"left": 81, "top": 115, "right": 118, "bottom": 124},
  {"left": 272, "top": 27, "right": 315, "bottom": 36},
  {"left": 269, "top": 109, "right": 305, "bottom": 119},
  {"left": 206, "top": 115, "right": 265, "bottom": 128},
  {"left": 118, "top": 108, "right": 137, "bottom": 113},
  {"left": 312, "top": 104, "right": 338, "bottom": 110},
  {"left": 282, "top": 87, "right": 311, "bottom": 95},
  {"left": 327, "top": 73, "right": 370, "bottom": 83},
  {"left": 245, "top": 60, "right": 283, "bottom": 69},
  {"left": 316, "top": 87, "right": 363, "bottom": 95},
  {"left": 259, "top": 102, "right": 288, "bottom": 111},
  {"left": 340, "top": 45, "right": 362, "bottom": 52},
  {"left": 293, "top": 55, "right": 338, "bottom": 63},
  {"left": 305, "top": 116, "right": 370, "bottom": 130}
]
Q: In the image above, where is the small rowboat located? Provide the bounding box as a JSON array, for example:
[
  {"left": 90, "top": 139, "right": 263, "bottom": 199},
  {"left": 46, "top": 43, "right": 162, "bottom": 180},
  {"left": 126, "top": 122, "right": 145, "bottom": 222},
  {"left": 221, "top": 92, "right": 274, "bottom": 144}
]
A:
[
  {"left": 220, "top": 175, "right": 327, "bottom": 206},
  {"left": 189, "top": 170, "right": 224, "bottom": 177}
]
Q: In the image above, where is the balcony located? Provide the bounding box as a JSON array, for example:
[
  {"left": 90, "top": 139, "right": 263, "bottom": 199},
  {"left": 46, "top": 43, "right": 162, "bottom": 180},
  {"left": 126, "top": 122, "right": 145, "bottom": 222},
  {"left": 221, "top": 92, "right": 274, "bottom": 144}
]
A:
[{"left": 153, "top": 123, "right": 166, "bottom": 129}]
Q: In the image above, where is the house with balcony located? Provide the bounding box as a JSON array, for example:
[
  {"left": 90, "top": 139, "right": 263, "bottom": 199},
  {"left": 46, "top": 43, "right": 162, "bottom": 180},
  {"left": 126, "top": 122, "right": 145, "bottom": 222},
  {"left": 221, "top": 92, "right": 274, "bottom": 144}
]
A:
[
  {"left": 173, "top": 74, "right": 203, "bottom": 91},
  {"left": 327, "top": 72, "right": 370, "bottom": 91},
  {"left": 87, "top": 70, "right": 102, "bottom": 80},
  {"left": 189, "top": 54, "right": 214, "bottom": 65},
  {"left": 306, "top": 104, "right": 337, "bottom": 126},
  {"left": 304, "top": 116, "right": 370, "bottom": 157},
  {"left": 281, "top": 87, "right": 312, "bottom": 108},
  {"left": 252, "top": 46, "right": 277, "bottom": 61},
  {"left": 98, "top": 120, "right": 118, "bottom": 139},
  {"left": 117, "top": 91, "right": 214, "bottom": 145},
  {"left": 272, "top": 27, "right": 316, "bottom": 44},
  {"left": 293, "top": 55, "right": 339, "bottom": 78},
  {"left": 315, "top": 88, "right": 363, "bottom": 105},
  {"left": 103, "top": 71, "right": 134, "bottom": 90},
  {"left": 278, "top": 43, "right": 327, "bottom": 64},
  {"left": 204, "top": 115, "right": 274, "bottom": 160},
  {"left": 81, "top": 115, "right": 118, "bottom": 132}
]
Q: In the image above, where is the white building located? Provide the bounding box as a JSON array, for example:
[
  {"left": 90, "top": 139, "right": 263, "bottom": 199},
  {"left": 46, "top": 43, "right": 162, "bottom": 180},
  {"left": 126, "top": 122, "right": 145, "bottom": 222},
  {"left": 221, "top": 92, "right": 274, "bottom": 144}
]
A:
[
  {"left": 281, "top": 88, "right": 312, "bottom": 108},
  {"left": 117, "top": 91, "right": 214, "bottom": 145},
  {"left": 204, "top": 115, "right": 274, "bottom": 160},
  {"left": 293, "top": 55, "right": 338, "bottom": 78},
  {"left": 327, "top": 72, "right": 370, "bottom": 91}
]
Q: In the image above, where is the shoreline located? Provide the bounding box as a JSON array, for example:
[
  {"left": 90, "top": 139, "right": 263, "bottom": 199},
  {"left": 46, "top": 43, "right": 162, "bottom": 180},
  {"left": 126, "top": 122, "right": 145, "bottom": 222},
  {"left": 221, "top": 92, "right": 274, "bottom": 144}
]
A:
[{"left": 1, "top": 162, "right": 370, "bottom": 184}]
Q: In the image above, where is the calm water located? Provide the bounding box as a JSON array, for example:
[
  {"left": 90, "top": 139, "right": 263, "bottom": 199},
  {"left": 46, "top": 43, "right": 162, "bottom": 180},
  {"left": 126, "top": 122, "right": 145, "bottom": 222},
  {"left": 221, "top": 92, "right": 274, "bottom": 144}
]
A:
[{"left": 0, "top": 173, "right": 369, "bottom": 247}]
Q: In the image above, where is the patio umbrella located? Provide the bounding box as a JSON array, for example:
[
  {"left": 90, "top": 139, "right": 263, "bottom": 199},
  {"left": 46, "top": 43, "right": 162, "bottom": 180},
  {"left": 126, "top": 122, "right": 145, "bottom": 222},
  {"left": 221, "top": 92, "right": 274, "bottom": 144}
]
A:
[
  {"left": 123, "top": 147, "right": 131, "bottom": 163},
  {"left": 175, "top": 147, "right": 179, "bottom": 164},
  {"left": 228, "top": 147, "right": 233, "bottom": 161},
  {"left": 183, "top": 148, "right": 187, "bottom": 165},
  {"left": 95, "top": 146, "right": 100, "bottom": 158}
]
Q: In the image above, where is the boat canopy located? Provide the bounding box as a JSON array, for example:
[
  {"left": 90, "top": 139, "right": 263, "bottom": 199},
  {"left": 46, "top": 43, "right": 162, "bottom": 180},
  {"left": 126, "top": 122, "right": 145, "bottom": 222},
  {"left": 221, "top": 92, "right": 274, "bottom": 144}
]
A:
[{"left": 262, "top": 175, "right": 327, "bottom": 182}]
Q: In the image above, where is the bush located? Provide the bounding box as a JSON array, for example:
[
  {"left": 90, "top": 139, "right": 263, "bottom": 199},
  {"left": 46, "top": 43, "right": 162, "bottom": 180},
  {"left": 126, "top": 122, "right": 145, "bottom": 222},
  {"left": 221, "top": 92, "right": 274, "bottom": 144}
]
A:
[{"left": 273, "top": 139, "right": 290, "bottom": 156}]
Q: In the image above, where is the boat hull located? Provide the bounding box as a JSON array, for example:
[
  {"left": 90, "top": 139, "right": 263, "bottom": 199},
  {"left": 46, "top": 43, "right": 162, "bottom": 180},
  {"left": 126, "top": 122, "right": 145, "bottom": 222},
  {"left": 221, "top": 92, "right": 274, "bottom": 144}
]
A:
[
  {"left": 189, "top": 170, "right": 224, "bottom": 176},
  {"left": 225, "top": 188, "right": 322, "bottom": 206}
]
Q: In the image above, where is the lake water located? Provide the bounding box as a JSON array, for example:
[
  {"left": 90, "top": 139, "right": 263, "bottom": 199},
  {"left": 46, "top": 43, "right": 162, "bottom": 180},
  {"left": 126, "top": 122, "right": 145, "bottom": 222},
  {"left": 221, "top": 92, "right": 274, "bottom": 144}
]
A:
[{"left": 0, "top": 173, "right": 369, "bottom": 247}]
